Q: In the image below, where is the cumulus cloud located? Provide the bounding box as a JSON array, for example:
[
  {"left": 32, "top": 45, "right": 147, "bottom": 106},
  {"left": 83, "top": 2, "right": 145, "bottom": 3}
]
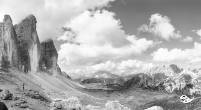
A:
[
  {"left": 0, "top": 0, "right": 115, "bottom": 41},
  {"left": 181, "top": 36, "right": 193, "bottom": 42},
  {"left": 64, "top": 60, "right": 154, "bottom": 78},
  {"left": 57, "top": 10, "right": 155, "bottom": 72},
  {"left": 138, "top": 13, "right": 181, "bottom": 41},
  {"left": 193, "top": 29, "right": 201, "bottom": 39},
  {"left": 152, "top": 42, "right": 201, "bottom": 63}
]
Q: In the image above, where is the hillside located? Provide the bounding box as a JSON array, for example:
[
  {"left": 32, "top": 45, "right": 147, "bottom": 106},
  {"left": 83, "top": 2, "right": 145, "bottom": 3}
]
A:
[{"left": 1, "top": 14, "right": 201, "bottom": 110}]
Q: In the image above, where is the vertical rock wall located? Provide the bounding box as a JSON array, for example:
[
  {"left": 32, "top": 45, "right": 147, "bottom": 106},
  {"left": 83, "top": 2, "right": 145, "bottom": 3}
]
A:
[
  {"left": 14, "top": 15, "right": 40, "bottom": 73},
  {"left": 0, "top": 15, "right": 19, "bottom": 70},
  {"left": 0, "top": 14, "right": 60, "bottom": 74},
  {"left": 39, "top": 39, "right": 58, "bottom": 73}
]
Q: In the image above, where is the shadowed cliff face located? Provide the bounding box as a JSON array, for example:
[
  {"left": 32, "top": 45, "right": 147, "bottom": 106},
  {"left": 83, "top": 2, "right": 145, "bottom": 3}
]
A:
[
  {"left": 0, "top": 15, "right": 19, "bottom": 70},
  {"left": 169, "top": 64, "right": 183, "bottom": 74},
  {"left": 39, "top": 39, "right": 58, "bottom": 73},
  {"left": 14, "top": 15, "right": 40, "bottom": 73}
]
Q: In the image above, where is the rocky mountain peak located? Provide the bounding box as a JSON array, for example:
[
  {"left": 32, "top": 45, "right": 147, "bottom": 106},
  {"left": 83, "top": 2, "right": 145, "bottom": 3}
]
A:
[
  {"left": 39, "top": 39, "right": 58, "bottom": 73},
  {"left": 0, "top": 15, "right": 19, "bottom": 70},
  {"left": 15, "top": 14, "right": 39, "bottom": 44},
  {"left": 169, "top": 64, "right": 182, "bottom": 74},
  {"left": 3, "top": 15, "right": 12, "bottom": 24},
  {"left": 21, "top": 14, "right": 37, "bottom": 31},
  {"left": 14, "top": 14, "right": 40, "bottom": 73},
  {"left": 0, "top": 14, "right": 62, "bottom": 75}
]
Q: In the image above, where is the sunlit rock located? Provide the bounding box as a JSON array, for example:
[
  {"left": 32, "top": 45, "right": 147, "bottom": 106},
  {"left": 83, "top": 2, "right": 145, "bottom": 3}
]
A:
[
  {"left": 169, "top": 64, "right": 182, "bottom": 74},
  {"left": 51, "top": 97, "right": 82, "bottom": 110},
  {"left": 85, "top": 105, "right": 102, "bottom": 110},
  {"left": 144, "top": 106, "right": 163, "bottom": 110},
  {"left": 0, "top": 15, "right": 19, "bottom": 70},
  {"left": 105, "top": 101, "right": 130, "bottom": 110}
]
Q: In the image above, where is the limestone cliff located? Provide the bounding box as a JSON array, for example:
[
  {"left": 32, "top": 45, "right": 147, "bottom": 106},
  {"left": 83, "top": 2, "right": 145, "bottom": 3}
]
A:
[
  {"left": 0, "top": 15, "right": 19, "bottom": 70},
  {"left": 39, "top": 39, "right": 58, "bottom": 73},
  {"left": 14, "top": 15, "right": 40, "bottom": 73},
  {"left": 0, "top": 14, "right": 65, "bottom": 75}
]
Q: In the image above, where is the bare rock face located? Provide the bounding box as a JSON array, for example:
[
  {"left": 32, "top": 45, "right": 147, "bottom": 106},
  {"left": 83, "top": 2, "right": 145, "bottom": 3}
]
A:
[
  {"left": 0, "top": 14, "right": 63, "bottom": 75},
  {"left": 0, "top": 102, "right": 8, "bottom": 110},
  {"left": 1, "top": 89, "right": 13, "bottom": 100},
  {"left": 169, "top": 64, "right": 182, "bottom": 74},
  {"left": 39, "top": 39, "right": 58, "bottom": 73},
  {"left": 0, "top": 15, "right": 19, "bottom": 70},
  {"left": 14, "top": 15, "right": 40, "bottom": 73}
]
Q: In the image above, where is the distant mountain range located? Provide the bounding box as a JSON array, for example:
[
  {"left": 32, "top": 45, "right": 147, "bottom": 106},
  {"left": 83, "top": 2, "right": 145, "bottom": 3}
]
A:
[{"left": 77, "top": 64, "right": 201, "bottom": 97}]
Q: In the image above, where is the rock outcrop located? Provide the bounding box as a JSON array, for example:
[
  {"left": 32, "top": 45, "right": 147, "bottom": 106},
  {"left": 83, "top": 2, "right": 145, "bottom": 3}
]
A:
[
  {"left": 51, "top": 97, "right": 82, "bottom": 110},
  {"left": 105, "top": 100, "right": 130, "bottom": 110},
  {"left": 169, "top": 64, "right": 182, "bottom": 74},
  {"left": 0, "top": 89, "right": 13, "bottom": 100},
  {"left": 24, "top": 89, "right": 50, "bottom": 102},
  {"left": 0, "top": 14, "right": 63, "bottom": 75},
  {"left": 0, "top": 15, "right": 19, "bottom": 70},
  {"left": 39, "top": 39, "right": 58, "bottom": 73},
  {"left": 14, "top": 15, "right": 40, "bottom": 73},
  {"left": 0, "top": 102, "right": 8, "bottom": 110},
  {"left": 144, "top": 106, "right": 163, "bottom": 110}
]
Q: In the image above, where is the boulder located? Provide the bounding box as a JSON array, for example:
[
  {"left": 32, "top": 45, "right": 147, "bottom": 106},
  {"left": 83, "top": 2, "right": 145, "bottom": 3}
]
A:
[
  {"left": 25, "top": 89, "right": 49, "bottom": 102},
  {"left": 50, "top": 101, "right": 63, "bottom": 110},
  {"left": 63, "top": 97, "right": 82, "bottom": 110},
  {"left": 144, "top": 106, "right": 163, "bottom": 110},
  {"left": 14, "top": 98, "right": 29, "bottom": 109},
  {"left": 85, "top": 105, "right": 102, "bottom": 110},
  {"left": 51, "top": 97, "right": 82, "bottom": 110},
  {"left": 0, "top": 102, "right": 8, "bottom": 110},
  {"left": 1, "top": 89, "right": 13, "bottom": 100},
  {"left": 105, "top": 101, "right": 130, "bottom": 110}
]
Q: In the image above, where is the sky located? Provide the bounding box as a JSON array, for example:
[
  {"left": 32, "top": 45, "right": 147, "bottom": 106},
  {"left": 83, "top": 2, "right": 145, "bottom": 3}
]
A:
[{"left": 0, "top": 0, "right": 201, "bottom": 78}]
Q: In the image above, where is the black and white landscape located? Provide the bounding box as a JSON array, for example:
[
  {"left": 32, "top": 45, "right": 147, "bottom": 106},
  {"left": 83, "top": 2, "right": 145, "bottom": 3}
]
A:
[{"left": 0, "top": 0, "right": 201, "bottom": 110}]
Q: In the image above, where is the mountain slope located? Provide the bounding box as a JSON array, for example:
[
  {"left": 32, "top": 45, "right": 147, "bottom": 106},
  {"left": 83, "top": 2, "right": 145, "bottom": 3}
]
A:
[{"left": 1, "top": 14, "right": 201, "bottom": 110}]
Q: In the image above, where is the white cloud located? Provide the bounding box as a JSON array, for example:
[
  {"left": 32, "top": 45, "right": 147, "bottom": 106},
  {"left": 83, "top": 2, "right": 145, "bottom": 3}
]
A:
[
  {"left": 0, "top": 0, "right": 115, "bottom": 41},
  {"left": 138, "top": 13, "right": 181, "bottom": 41},
  {"left": 152, "top": 42, "right": 201, "bottom": 63},
  {"left": 64, "top": 60, "right": 154, "bottom": 78},
  {"left": 181, "top": 36, "right": 193, "bottom": 42},
  {"left": 58, "top": 10, "right": 155, "bottom": 73},
  {"left": 193, "top": 29, "right": 201, "bottom": 39},
  {"left": 195, "top": 29, "right": 201, "bottom": 36},
  {"left": 58, "top": 10, "right": 129, "bottom": 47}
]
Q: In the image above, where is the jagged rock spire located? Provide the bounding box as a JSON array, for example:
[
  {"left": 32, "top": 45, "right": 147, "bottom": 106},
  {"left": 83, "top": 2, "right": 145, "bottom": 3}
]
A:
[
  {"left": 0, "top": 14, "right": 60, "bottom": 74},
  {"left": 0, "top": 15, "right": 19, "bottom": 70},
  {"left": 3, "top": 15, "right": 12, "bottom": 24},
  {"left": 15, "top": 14, "right": 40, "bottom": 73},
  {"left": 39, "top": 39, "right": 58, "bottom": 73}
]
